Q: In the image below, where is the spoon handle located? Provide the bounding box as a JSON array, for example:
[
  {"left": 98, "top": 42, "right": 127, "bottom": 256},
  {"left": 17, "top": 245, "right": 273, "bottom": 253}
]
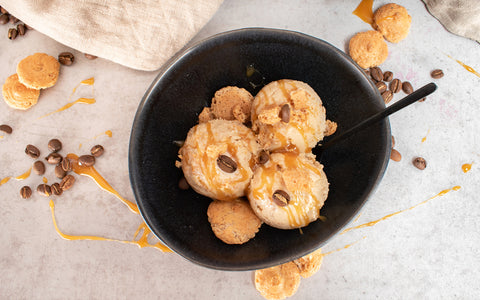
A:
[{"left": 321, "top": 82, "right": 437, "bottom": 150}]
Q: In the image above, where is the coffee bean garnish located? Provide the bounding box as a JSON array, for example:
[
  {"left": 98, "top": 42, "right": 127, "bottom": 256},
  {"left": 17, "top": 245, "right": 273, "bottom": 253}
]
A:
[
  {"left": 178, "top": 177, "right": 190, "bottom": 190},
  {"left": 17, "top": 24, "right": 26, "bottom": 36},
  {"left": 0, "top": 124, "right": 12, "bottom": 134},
  {"left": 217, "top": 155, "right": 237, "bottom": 173},
  {"left": 33, "top": 160, "right": 46, "bottom": 175},
  {"left": 58, "top": 52, "right": 74, "bottom": 66},
  {"left": 8, "top": 28, "right": 17, "bottom": 40},
  {"left": 390, "top": 79, "right": 402, "bottom": 93},
  {"left": 412, "top": 157, "right": 427, "bottom": 170},
  {"left": 25, "top": 144, "right": 40, "bottom": 159},
  {"left": 20, "top": 186, "right": 32, "bottom": 199},
  {"left": 78, "top": 155, "right": 95, "bottom": 167},
  {"left": 258, "top": 150, "right": 269, "bottom": 165},
  {"left": 382, "top": 90, "right": 393, "bottom": 104},
  {"left": 431, "top": 69, "right": 444, "bottom": 79},
  {"left": 37, "top": 184, "right": 52, "bottom": 197},
  {"left": 48, "top": 138, "right": 62, "bottom": 152},
  {"left": 9, "top": 16, "right": 18, "bottom": 24},
  {"left": 60, "top": 174, "right": 75, "bottom": 191},
  {"left": 383, "top": 71, "right": 393, "bottom": 82},
  {"left": 90, "top": 145, "right": 104, "bottom": 157},
  {"left": 51, "top": 183, "right": 63, "bottom": 196},
  {"left": 0, "top": 14, "right": 8, "bottom": 25},
  {"left": 272, "top": 190, "right": 290, "bottom": 207},
  {"left": 55, "top": 164, "right": 67, "bottom": 179},
  {"left": 61, "top": 158, "right": 71, "bottom": 172},
  {"left": 0, "top": 7, "right": 8, "bottom": 14},
  {"left": 45, "top": 153, "right": 63, "bottom": 164},
  {"left": 402, "top": 81, "right": 413, "bottom": 94},
  {"left": 390, "top": 149, "right": 402, "bottom": 162},
  {"left": 280, "top": 104, "right": 290, "bottom": 123},
  {"left": 375, "top": 81, "right": 387, "bottom": 93},
  {"left": 84, "top": 53, "right": 97, "bottom": 60}
]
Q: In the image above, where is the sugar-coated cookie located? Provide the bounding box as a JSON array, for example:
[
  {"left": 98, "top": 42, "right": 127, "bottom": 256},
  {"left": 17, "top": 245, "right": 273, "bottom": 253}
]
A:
[
  {"left": 293, "top": 248, "right": 323, "bottom": 278},
  {"left": 349, "top": 30, "right": 388, "bottom": 69},
  {"left": 373, "top": 3, "right": 412, "bottom": 43},
  {"left": 17, "top": 53, "right": 60, "bottom": 89},
  {"left": 255, "top": 262, "right": 301, "bottom": 300},
  {"left": 2, "top": 74, "right": 40, "bottom": 110}
]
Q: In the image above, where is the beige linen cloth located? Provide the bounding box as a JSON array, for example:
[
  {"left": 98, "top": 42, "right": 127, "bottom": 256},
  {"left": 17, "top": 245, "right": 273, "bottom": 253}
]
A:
[{"left": 0, "top": 0, "right": 223, "bottom": 71}]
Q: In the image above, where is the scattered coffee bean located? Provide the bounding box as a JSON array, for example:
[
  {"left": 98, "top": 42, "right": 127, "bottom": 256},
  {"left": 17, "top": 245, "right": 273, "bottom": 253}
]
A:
[
  {"left": 258, "top": 150, "right": 269, "bottom": 165},
  {"left": 370, "top": 67, "right": 383, "bottom": 82},
  {"left": 217, "top": 155, "right": 237, "bottom": 173},
  {"left": 431, "top": 69, "right": 444, "bottom": 79},
  {"left": 8, "top": 28, "right": 17, "bottom": 40},
  {"left": 0, "top": 7, "right": 8, "bottom": 14},
  {"left": 412, "top": 157, "right": 427, "bottom": 170},
  {"left": 84, "top": 53, "right": 97, "bottom": 60},
  {"left": 390, "top": 79, "right": 402, "bottom": 93},
  {"left": 178, "top": 177, "right": 190, "bottom": 190},
  {"left": 25, "top": 24, "right": 34, "bottom": 30},
  {"left": 383, "top": 71, "right": 393, "bottom": 82},
  {"left": 60, "top": 174, "right": 75, "bottom": 191},
  {"left": 382, "top": 90, "right": 393, "bottom": 104},
  {"left": 0, "top": 14, "right": 8, "bottom": 25},
  {"left": 55, "top": 164, "right": 67, "bottom": 179},
  {"left": 9, "top": 16, "right": 18, "bottom": 24},
  {"left": 364, "top": 69, "right": 370, "bottom": 77},
  {"left": 390, "top": 149, "right": 402, "bottom": 162},
  {"left": 78, "top": 155, "right": 95, "bottom": 167},
  {"left": 90, "top": 145, "right": 104, "bottom": 157},
  {"left": 48, "top": 138, "right": 62, "bottom": 152},
  {"left": 51, "top": 183, "right": 63, "bottom": 196},
  {"left": 20, "top": 186, "right": 32, "bottom": 199},
  {"left": 33, "top": 160, "right": 46, "bottom": 175},
  {"left": 46, "top": 153, "right": 63, "bottom": 164},
  {"left": 61, "top": 157, "right": 71, "bottom": 172},
  {"left": 375, "top": 81, "right": 387, "bottom": 93},
  {"left": 37, "top": 184, "right": 52, "bottom": 197},
  {"left": 272, "top": 190, "right": 290, "bottom": 207},
  {"left": 279, "top": 104, "right": 290, "bottom": 123},
  {"left": 418, "top": 97, "right": 426, "bottom": 102},
  {"left": 25, "top": 144, "right": 40, "bottom": 159},
  {"left": 391, "top": 136, "right": 395, "bottom": 148},
  {"left": 0, "top": 124, "right": 12, "bottom": 134},
  {"left": 17, "top": 24, "right": 25, "bottom": 36},
  {"left": 58, "top": 52, "right": 74, "bottom": 66},
  {"left": 402, "top": 81, "right": 413, "bottom": 94}
]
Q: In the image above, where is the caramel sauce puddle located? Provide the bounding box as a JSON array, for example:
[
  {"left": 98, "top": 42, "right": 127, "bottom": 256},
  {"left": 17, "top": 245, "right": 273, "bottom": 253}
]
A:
[
  {"left": 352, "top": 0, "right": 374, "bottom": 25},
  {"left": 462, "top": 163, "right": 473, "bottom": 173}
]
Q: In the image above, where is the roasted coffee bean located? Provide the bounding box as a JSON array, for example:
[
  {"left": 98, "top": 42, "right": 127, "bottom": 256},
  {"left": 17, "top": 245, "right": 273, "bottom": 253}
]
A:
[
  {"left": 390, "top": 79, "right": 402, "bottom": 93},
  {"left": 60, "top": 174, "right": 75, "bottom": 191},
  {"left": 364, "top": 69, "right": 370, "bottom": 77},
  {"left": 17, "top": 24, "right": 25, "bottom": 35},
  {"left": 390, "top": 149, "right": 402, "bottom": 162},
  {"left": 84, "top": 53, "right": 97, "bottom": 60},
  {"left": 0, "top": 7, "right": 8, "bottom": 14},
  {"left": 402, "top": 81, "right": 413, "bottom": 94},
  {"left": 8, "top": 28, "right": 17, "bottom": 40},
  {"left": 90, "top": 145, "right": 104, "bottom": 157},
  {"left": 0, "top": 14, "right": 9, "bottom": 25},
  {"left": 51, "top": 183, "right": 63, "bottom": 196},
  {"left": 279, "top": 104, "right": 290, "bottom": 123},
  {"left": 418, "top": 97, "right": 426, "bottom": 102},
  {"left": 20, "top": 186, "right": 32, "bottom": 199},
  {"left": 33, "top": 160, "right": 46, "bottom": 175},
  {"left": 61, "top": 158, "right": 71, "bottom": 172},
  {"left": 412, "top": 157, "right": 427, "bottom": 170},
  {"left": 58, "top": 52, "right": 74, "bottom": 66},
  {"left": 391, "top": 136, "right": 395, "bottom": 148},
  {"left": 25, "top": 144, "right": 40, "bottom": 159},
  {"left": 78, "top": 155, "right": 95, "bottom": 166},
  {"left": 370, "top": 67, "right": 383, "bottom": 82},
  {"left": 382, "top": 90, "right": 393, "bottom": 104},
  {"left": 178, "top": 177, "right": 190, "bottom": 190},
  {"left": 375, "top": 81, "right": 387, "bottom": 93},
  {"left": 258, "top": 150, "right": 269, "bottom": 165},
  {"left": 383, "top": 71, "right": 393, "bottom": 82},
  {"left": 48, "top": 138, "right": 62, "bottom": 152},
  {"left": 9, "top": 16, "right": 18, "bottom": 24},
  {"left": 272, "top": 190, "right": 290, "bottom": 207},
  {"left": 25, "top": 24, "right": 34, "bottom": 30},
  {"left": 431, "top": 69, "right": 444, "bottom": 79},
  {"left": 55, "top": 164, "right": 67, "bottom": 179},
  {"left": 0, "top": 124, "right": 12, "bottom": 134},
  {"left": 217, "top": 155, "right": 237, "bottom": 173},
  {"left": 46, "top": 153, "right": 63, "bottom": 164},
  {"left": 37, "top": 184, "right": 52, "bottom": 197}
]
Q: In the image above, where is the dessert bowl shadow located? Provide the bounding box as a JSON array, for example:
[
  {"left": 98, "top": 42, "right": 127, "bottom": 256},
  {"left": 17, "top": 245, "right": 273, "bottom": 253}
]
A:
[{"left": 129, "top": 28, "right": 391, "bottom": 271}]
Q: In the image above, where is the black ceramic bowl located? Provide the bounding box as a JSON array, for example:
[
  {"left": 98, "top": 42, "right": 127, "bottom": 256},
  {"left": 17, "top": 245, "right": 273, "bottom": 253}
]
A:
[{"left": 129, "top": 28, "right": 390, "bottom": 271}]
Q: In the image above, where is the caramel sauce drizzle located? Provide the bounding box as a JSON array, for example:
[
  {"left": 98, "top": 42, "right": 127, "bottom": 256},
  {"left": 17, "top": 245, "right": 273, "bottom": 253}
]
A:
[
  {"left": 0, "top": 167, "right": 32, "bottom": 186},
  {"left": 341, "top": 186, "right": 461, "bottom": 234},
  {"left": 462, "top": 163, "right": 472, "bottom": 173},
  {"left": 66, "top": 154, "right": 139, "bottom": 214},
  {"left": 421, "top": 129, "right": 430, "bottom": 143},
  {"left": 42, "top": 177, "right": 48, "bottom": 183},
  {"left": 352, "top": 0, "right": 374, "bottom": 25},
  {"left": 0, "top": 177, "right": 10, "bottom": 186},
  {"left": 447, "top": 55, "right": 480, "bottom": 78},
  {"left": 320, "top": 237, "right": 366, "bottom": 257}
]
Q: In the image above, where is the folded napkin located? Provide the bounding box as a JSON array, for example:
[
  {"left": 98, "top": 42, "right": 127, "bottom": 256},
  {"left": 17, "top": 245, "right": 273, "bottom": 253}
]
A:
[
  {"left": 423, "top": 0, "right": 480, "bottom": 43},
  {"left": 1, "top": 0, "right": 223, "bottom": 71}
]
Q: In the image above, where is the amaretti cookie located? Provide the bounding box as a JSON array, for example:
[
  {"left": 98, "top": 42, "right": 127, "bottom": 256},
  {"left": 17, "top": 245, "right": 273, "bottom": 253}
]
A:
[
  {"left": 373, "top": 3, "right": 412, "bottom": 43},
  {"left": 349, "top": 30, "right": 388, "bottom": 69}
]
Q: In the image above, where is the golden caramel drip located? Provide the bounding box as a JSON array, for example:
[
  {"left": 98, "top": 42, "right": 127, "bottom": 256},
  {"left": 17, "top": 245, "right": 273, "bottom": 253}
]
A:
[
  {"left": 447, "top": 56, "right": 480, "bottom": 78},
  {"left": 321, "top": 237, "right": 366, "bottom": 257},
  {"left": 352, "top": 0, "right": 374, "bottom": 25},
  {"left": 15, "top": 167, "right": 32, "bottom": 180},
  {"left": 94, "top": 130, "right": 113, "bottom": 139},
  {"left": 81, "top": 77, "right": 95, "bottom": 85},
  {"left": 66, "top": 154, "right": 139, "bottom": 214},
  {"left": 462, "top": 163, "right": 472, "bottom": 173},
  {"left": 0, "top": 176, "right": 11, "bottom": 186},
  {"left": 341, "top": 186, "right": 461, "bottom": 234},
  {"left": 42, "top": 177, "right": 48, "bottom": 183},
  {"left": 421, "top": 129, "right": 430, "bottom": 143}
]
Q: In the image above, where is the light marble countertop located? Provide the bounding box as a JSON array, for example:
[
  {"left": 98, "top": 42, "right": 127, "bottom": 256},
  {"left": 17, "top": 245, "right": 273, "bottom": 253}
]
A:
[{"left": 1, "top": 1, "right": 479, "bottom": 299}]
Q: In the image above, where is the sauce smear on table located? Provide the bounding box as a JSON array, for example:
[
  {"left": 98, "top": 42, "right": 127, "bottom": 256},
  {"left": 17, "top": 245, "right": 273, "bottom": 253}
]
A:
[{"left": 353, "top": 0, "right": 374, "bottom": 25}]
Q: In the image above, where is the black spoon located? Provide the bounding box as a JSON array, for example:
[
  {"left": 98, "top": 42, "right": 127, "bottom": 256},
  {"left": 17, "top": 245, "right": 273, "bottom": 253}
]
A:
[{"left": 319, "top": 82, "right": 437, "bottom": 152}]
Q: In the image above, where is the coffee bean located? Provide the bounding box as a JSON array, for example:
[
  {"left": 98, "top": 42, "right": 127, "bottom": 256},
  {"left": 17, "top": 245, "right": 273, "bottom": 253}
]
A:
[
  {"left": 390, "top": 79, "right": 402, "bottom": 93},
  {"left": 217, "top": 155, "right": 237, "bottom": 173},
  {"left": 60, "top": 174, "right": 75, "bottom": 191},
  {"left": 364, "top": 69, "right": 370, "bottom": 77},
  {"left": 412, "top": 157, "right": 427, "bottom": 170},
  {"left": 402, "top": 81, "right": 413, "bottom": 94},
  {"left": 383, "top": 71, "right": 393, "bottom": 82},
  {"left": 391, "top": 136, "right": 395, "bottom": 148},
  {"left": 431, "top": 69, "right": 444, "bottom": 79},
  {"left": 0, "top": 7, "right": 8, "bottom": 14},
  {"left": 0, "top": 14, "right": 9, "bottom": 25},
  {"left": 0, "top": 124, "right": 12, "bottom": 134},
  {"left": 279, "top": 104, "right": 290, "bottom": 123},
  {"left": 370, "top": 67, "right": 383, "bottom": 82},
  {"left": 272, "top": 190, "right": 290, "bottom": 207},
  {"left": 78, "top": 155, "right": 95, "bottom": 166},
  {"left": 61, "top": 158, "right": 71, "bottom": 172},
  {"left": 258, "top": 150, "right": 269, "bottom": 165},
  {"left": 17, "top": 24, "right": 25, "bottom": 36},
  {"left": 178, "top": 177, "right": 190, "bottom": 190},
  {"left": 51, "top": 183, "right": 63, "bottom": 196},
  {"left": 375, "top": 81, "right": 387, "bottom": 93},
  {"left": 20, "top": 186, "right": 32, "bottom": 199},
  {"left": 9, "top": 16, "right": 18, "bottom": 24},
  {"left": 45, "top": 153, "right": 63, "bottom": 164},
  {"left": 33, "top": 160, "right": 46, "bottom": 175},
  {"left": 37, "top": 184, "right": 52, "bottom": 197},
  {"left": 84, "top": 53, "right": 97, "bottom": 60},
  {"left": 8, "top": 28, "right": 17, "bottom": 40},
  {"left": 48, "top": 138, "right": 62, "bottom": 152},
  {"left": 90, "top": 145, "right": 104, "bottom": 157},
  {"left": 390, "top": 149, "right": 402, "bottom": 162},
  {"left": 25, "top": 144, "right": 40, "bottom": 159},
  {"left": 55, "top": 164, "right": 67, "bottom": 179},
  {"left": 25, "top": 24, "right": 34, "bottom": 30},
  {"left": 58, "top": 52, "right": 74, "bottom": 66},
  {"left": 418, "top": 97, "right": 426, "bottom": 102},
  {"left": 382, "top": 90, "right": 393, "bottom": 104}
]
